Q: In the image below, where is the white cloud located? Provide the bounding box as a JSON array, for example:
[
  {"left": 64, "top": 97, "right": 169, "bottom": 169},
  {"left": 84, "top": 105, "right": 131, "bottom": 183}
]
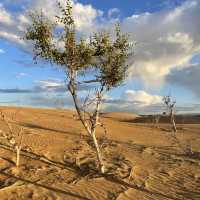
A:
[
  {"left": 29, "top": 0, "right": 103, "bottom": 32},
  {"left": 0, "top": 31, "right": 25, "bottom": 46},
  {"left": 0, "top": 3, "right": 13, "bottom": 25},
  {"left": 122, "top": 0, "right": 200, "bottom": 86},
  {"left": 102, "top": 90, "right": 164, "bottom": 114},
  {"left": 17, "top": 14, "right": 30, "bottom": 31},
  {"left": 35, "top": 79, "right": 65, "bottom": 90},
  {"left": 0, "top": 0, "right": 103, "bottom": 49},
  {"left": 165, "top": 0, "right": 197, "bottom": 22},
  {"left": 0, "top": 3, "right": 29, "bottom": 49},
  {"left": 16, "top": 72, "right": 28, "bottom": 78},
  {"left": 72, "top": 1, "right": 103, "bottom": 31},
  {"left": 124, "top": 90, "right": 162, "bottom": 106},
  {"left": 108, "top": 8, "right": 120, "bottom": 19},
  {"left": 0, "top": 49, "right": 5, "bottom": 54}
]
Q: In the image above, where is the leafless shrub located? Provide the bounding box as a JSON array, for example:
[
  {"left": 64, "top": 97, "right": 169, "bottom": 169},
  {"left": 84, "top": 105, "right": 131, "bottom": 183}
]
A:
[
  {"left": 163, "top": 95, "right": 177, "bottom": 132},
  {"left": 107, "top": 191, "right": 118, "bottom": 200},
  {"left": 0, "top": 110, "right": 27, "bottom": 167},
  {"left": 152, "top": 114, "right": 160, "bottom": 128}
]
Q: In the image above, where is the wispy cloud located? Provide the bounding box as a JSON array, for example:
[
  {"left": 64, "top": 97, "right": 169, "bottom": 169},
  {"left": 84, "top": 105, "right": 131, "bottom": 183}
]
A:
[
  {"left": 108, "top": 8, "right": 120, "bottom": 19},
  {"left": 16, "top": 72, "right": 28, "bottom": 78},
  {"left": 0, "top": 78, "right": 94, "bottom": 95},
  {"left": 0, "top": 48, "right": 5, "bottom": 54},
  {"left": 0, "top": 88, "right": 32, "bottom": 93},
  {"left": 0, "top": 3, "right": 13, "bottom": 25}
]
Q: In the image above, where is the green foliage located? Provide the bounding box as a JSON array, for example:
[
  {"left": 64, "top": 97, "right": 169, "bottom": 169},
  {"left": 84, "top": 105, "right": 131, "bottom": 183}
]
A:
[
  {"left": 25, "top": 0, "right": 132, "bottom": 90},
  {"left": 91, "top": 25, "right": 130, "bottom": 89}
]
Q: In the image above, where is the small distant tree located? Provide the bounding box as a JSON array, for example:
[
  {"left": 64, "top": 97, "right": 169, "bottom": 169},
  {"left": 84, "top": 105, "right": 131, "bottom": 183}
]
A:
[
  {"left": 25, "top": 0, "right": 133, "bottom": 173},
  {"left": 153, "top": 114, "right": 160, "bottom": 128},
  {"left": 163, "top": 98, "right": 194, "bottom": 155},
  {"left": 163, "top": 96, "right": 177, "bottom": 132},
  {"left": 0, "top": 110, "right": 25, "bottom": 167}
]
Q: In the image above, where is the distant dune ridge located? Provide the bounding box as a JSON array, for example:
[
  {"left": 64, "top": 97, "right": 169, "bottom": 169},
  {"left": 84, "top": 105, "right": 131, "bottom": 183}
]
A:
[
  {"left": 101, "top": 112, "right": 139, "bottom": 121},
  {"left": 102, "top": 111, "right": 200, "bottom": 124},
  {"left": 131, "top": 114, "right": 200, "bottom": 124}
]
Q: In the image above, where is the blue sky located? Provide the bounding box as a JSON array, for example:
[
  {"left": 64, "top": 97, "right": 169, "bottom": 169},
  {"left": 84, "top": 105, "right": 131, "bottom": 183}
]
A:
[
  {"left": 0, "top": 0, "right": 200, "bottom": 114},
  {"left": 80, "top": 0, "right": 186, "bottom": 16}
]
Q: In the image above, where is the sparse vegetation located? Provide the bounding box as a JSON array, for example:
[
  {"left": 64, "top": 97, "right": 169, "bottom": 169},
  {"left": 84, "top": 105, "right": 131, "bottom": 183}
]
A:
[
  {"left": 0, "top": 110, "right": 25, "bottom": 167},
  {"left": 152, "top": 114, "right": 161, "bottom": 128},
  {"left": 163, "top": 95, "right": 177, "bottom": 132},
  {"left": 162, "top": 96, "right": 195, "bottom": 156}
]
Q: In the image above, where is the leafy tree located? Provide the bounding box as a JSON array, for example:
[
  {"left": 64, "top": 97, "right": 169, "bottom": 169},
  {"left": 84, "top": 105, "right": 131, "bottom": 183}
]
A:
[{"left": 25, "top": 0, "right": 133, "bottom": 173}]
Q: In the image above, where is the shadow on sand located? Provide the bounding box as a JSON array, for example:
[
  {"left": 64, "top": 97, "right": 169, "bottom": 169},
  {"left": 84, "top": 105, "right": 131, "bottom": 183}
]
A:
[
  {"left": 0, "top": 141, "right": 199, "bottom": 200},
  {"left": 18, "top": 122, "right": 80, "bottom": 137},
  {"left": 0, "top": 169, "right": 91, "bottom": 200}
]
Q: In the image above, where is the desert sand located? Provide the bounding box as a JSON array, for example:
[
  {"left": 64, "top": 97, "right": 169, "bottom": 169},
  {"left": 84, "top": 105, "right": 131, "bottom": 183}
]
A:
[{"left": 0, "top": 106, "right": 199, "bottom": 200}]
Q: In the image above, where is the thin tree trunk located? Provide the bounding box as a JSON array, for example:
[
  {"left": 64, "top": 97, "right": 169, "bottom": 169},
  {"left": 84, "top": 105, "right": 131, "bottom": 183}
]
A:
[
  {"left": 90, "top": 88, "right": 105, "bottom": 173},
  {"left": 91, "top": 129, "right": 105, "bottom": 173},
  {"left": 71, "top": 89, "right": 105, "bottom": 173},
  {"left": 172, "top": 117, "right": 177, "bottom": 132},
  {"left": 16, "top": 146, "right": 21, "bottom": 167},
  {"left": 170, "top": 110, "right": 177, "bottom": 132},
  {"left": 68, "top": 83, "right": 92, "bottom": 136},
  {"left": 67, "top": 70, "right": 105, "bottom": 173}
]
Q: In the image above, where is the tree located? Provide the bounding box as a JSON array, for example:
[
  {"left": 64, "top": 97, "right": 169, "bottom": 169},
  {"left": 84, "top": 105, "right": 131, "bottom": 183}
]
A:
[
  {"left": 163, "top": 95, "right": 177, "bottom": 132},
  {"left": 0, "top": 110, "right": 25, "bottom": 167},
  {"left": 153, "top": 114, "right": 160, "bottom": 128},
  {"left": 25, "top": 0, "right": 132, "bottom": 173}
]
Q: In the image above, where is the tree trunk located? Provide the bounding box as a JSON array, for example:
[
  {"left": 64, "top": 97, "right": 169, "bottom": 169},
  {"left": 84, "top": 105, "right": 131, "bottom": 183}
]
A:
[
  {"left": 170, "top": 110, "right": 177, "bottom": 132},
  {"left": 16, "top": 146, "right": 21, "bottom": 167},
  {"left": 90, "top": 86, "right": 106, "bottom": 173},
  {"left": 91, "top": 128, "right": 105, "bottom": 173},
  {"left": 68, "top": 75, "right": 105, "bottom": 173}
]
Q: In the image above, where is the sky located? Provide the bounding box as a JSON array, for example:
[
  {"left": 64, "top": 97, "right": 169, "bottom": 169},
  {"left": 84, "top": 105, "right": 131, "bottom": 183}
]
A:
[{"left": 0, "top": 0, "right": 200, "bottom": 114}]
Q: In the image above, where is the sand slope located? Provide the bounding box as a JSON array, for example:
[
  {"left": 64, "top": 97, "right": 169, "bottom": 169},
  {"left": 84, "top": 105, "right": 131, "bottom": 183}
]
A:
[{"left": 0, "top": 107, "right": 199, "bottom": 200}]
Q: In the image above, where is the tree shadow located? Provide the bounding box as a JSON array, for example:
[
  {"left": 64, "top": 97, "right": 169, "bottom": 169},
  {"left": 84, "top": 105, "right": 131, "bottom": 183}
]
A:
[
  {"left": 102, "top": 174, "right": 181, "bottom": 200},
  {"left": 18, "top": 122, "right": 79, "bottom": 137},
  {"left": 170, "top": 151, "right": 200, "bottom": 161},
  {"left": 1, "top": 142, "right": 198, "bottom": 200},
  {"left": 0, "top": 156, "right": 15, "bottom": 165},
  {"left": 0, "top": 143, "right": 77, "bottom": 173},
  {"left": 38, "top": 111, "right": 71, "bottom": 119},
  {"left": 0, "top": 169, "right": 91, "bottom": 200}
]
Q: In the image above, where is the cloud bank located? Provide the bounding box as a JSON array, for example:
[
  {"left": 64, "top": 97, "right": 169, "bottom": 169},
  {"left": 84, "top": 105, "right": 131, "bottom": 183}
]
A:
[{"left": 122, "top": 0, "right": 200, "bottom": 87}]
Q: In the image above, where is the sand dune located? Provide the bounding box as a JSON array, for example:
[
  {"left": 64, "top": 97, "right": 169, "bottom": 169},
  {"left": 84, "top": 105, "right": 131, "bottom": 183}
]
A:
[
  {"left": 131, "top": 114, "right": 200, "bottom": 124},
  {"left": 101, "top": 112, "right": 139, "bottom": 122},
  {"left": 0, "top": 107, "right": 199, "bottom": 200}
]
